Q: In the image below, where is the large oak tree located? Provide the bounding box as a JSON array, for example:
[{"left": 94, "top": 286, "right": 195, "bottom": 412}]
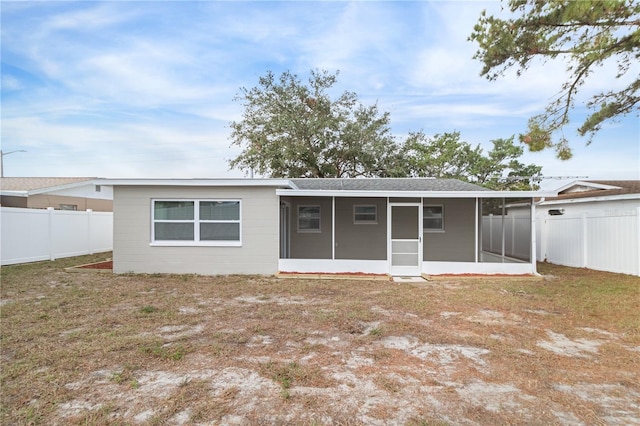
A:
[
  {"left": 228, "top": 70, "right": 403, "bottom": 178},
  {"left": 229, "top": 69, "right": 542, "bottom": 190},
  {"left": 469, "top": 0, "right": 640, "bottom": 159}
]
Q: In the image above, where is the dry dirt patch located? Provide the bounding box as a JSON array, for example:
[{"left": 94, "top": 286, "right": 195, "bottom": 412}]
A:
[{"left": 1, "top": 255, "right": 639, "bottom": 425}]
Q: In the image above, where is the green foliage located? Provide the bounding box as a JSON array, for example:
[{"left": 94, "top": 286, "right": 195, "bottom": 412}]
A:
[
  {"left": 229, "top": 69, "right": 404, "bottom": 178},
  {"left": 470, "top": 0, "right": 640, "bottom": 159},
  {"left": 229, "top": 69, "right": 542, "bottom": 187},
  {"left": 400, "top": 132, "right": 542, "bottom": 190}
]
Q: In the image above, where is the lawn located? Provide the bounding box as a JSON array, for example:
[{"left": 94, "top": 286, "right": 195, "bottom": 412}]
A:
[{"left": 1, "top": 253, "right": 639, "bottom": 425}]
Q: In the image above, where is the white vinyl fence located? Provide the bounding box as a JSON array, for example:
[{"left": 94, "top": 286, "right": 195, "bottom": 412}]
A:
[
  {"left": 0, "top": 207, "right": 113, "bottom": 266},
  {"left": 481, "top": 214, "right": 532, "bottom": 261},
  {"left": 537, "top": 208, "right": 640, "bottom": 276}
]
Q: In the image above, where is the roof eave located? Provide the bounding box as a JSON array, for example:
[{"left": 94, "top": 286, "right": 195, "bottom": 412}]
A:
[
  {"left": 99, "top": 178, "right": 295, "bottom": 188},
  {"left": 276, "top": 189, "right": 558, "bottom": 198},
  {"left": 540, "top": 193, "right": 640, "bottom": 205}
]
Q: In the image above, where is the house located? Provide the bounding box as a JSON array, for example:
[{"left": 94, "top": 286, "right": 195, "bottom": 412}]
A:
[
  {"left": 0, "top": 177, "right": 113, "bottom": 212},
  {"left": 528, "top": 180, "right": 640, "bottom": 276},
  {"left": 104, "top": 178, "right": 557, "bottom": 277}
]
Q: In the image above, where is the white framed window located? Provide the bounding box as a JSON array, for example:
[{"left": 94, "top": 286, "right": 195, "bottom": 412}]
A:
[
  {"left": 354, "top": 204, "right": 377, "bottom": 224},
  {"left": 297, "top": 205, "right": 321, "bottom": 233},
  {"left": 423, "top": 205, "right": 444, "bottom": 232},
  {"left": 59, "top": 204, "right": 78, "bottom": 211},
  {"left": 152, "top": 199, "right": 241, "bottom": 246}
]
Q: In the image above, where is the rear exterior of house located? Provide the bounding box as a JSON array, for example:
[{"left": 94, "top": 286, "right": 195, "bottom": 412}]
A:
[{"left": 107, "top": 178, "right": 555, "bottom": 277}]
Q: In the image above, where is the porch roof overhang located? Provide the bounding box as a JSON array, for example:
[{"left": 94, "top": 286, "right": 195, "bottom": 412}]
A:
[{"left": 276, "top": 189, "right": 558, "bottom": 198}]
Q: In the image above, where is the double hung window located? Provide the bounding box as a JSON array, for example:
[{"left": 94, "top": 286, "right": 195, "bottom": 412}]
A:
[
  {"left": 152, "top": 200, "right": 241, "bottom": 245},
  {"left": 297, "top": 205, "right": 321, "bottom": 232}
]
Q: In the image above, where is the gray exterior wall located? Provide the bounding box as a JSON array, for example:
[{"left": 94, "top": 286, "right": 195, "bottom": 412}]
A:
[
  {"left": 335, "top": 198, "right": 387, "bottom": 260},
  {"left": 113, "top": 186, "right": 280, "bottom": 275},
  {"left": 282, "top": 196, "right": 333, "bottom": 259},
  {"left": 423, "top": 198, "right": 476, "bottom": 262}
]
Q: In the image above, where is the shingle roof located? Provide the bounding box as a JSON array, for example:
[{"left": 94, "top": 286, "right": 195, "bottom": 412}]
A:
[
  {"left": 550, "top": 180, "right": 640, "bottom": 201},
  {"left": 290, "top": 178, "right": 488, "bottom": 192},
  {"left": 0, "top": 177, "right": 96, "bottom": 192}
]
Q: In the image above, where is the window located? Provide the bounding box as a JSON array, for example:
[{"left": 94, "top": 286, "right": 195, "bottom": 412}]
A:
[
  {"left": 423, "top": 205, "right": 444, "bottom": 232},
  {"left": 152, "top": 200, "right": 241, "bottom": 245},
  {"left": 59, "top": 204, "right": 77, "bottom": 211},
  {"left": 298, "top": 205, "right": 320, "bottom": 232},
  {"left": 354, "top": 205, "right": 377, "bottom": 224}
]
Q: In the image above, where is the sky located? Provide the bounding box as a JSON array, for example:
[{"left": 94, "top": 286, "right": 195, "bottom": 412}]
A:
[{"left": 1, "top": 1, "right": 638, "bottom": 190}]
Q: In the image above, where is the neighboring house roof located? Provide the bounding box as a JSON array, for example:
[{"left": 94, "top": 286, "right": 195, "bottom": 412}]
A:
[
  {"left": 544, "top": 180, "right": 640, "bottom": 202},
  {"left": 290, "top": 178, "right": 488, "bottom": 192},
  {"left": 0, "top": 177, "right": 98, "bottom": 196}
]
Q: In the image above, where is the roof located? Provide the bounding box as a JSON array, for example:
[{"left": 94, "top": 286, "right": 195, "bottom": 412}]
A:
[
  {"left": 0, "top": 177, "right": 99, "bottom": 196},
  {"left": 0, "top": 177, "right": 97, "bottom": 192},
  {"left": 100, "top": 177, "right": 557, "bottom": 198},
  {"left": 548, "top": 180, "right": 640, "bottom": 201},
  {"left": 290, "top": 178, "right": 488, "bottom": 192}
]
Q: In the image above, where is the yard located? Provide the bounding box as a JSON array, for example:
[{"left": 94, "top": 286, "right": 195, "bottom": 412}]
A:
[{"left": 1, "top": 254, "right": 639, "bottom": 425}]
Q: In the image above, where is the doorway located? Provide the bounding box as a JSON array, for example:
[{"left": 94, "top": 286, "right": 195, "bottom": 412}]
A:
[{"left": 389, "top": 203, "right": 422, "bottom": 276}]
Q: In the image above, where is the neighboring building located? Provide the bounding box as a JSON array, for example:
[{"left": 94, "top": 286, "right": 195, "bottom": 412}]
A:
[
  {"left": 0, "top": 177, "right": 113, "bottom": 212},
  {"left": 105, "top": 178, "right": 556, "bottom": 277},
  {"left": 534, "top": 180, "right": 640, "bottom": 276}
]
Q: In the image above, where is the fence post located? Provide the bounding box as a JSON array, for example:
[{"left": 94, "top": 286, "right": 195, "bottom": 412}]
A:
[
  {"left": 581, "top": 213, "right": 588, "bottom": 268},
  {"left": 87, "top": 209, "right": 93, "bottom": 255},
  {"left": 47, "top": 207, "right": 55, "bottom": 261},
  {"left": 637, "top": 207, "right": 640, "bottom": 276},
  {"left": 488, "top": 214, "right": 493, "bottom": 252}
]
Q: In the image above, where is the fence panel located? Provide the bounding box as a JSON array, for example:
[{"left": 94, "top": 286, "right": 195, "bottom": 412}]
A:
[
  {"left": 585, "top": 212, "right": 638, "bottom": 275},
  {"left": 481, "top": 215, "right": 531, "bottom": 261},
  {"left": 544, "top": 216, "right": 583, "bottom": 268},
  {"left": 538, "top": 208, "right": 639, "bottom": 276},
  {"left": 1, "top": 207, "right": 113, "bottom": 266}
]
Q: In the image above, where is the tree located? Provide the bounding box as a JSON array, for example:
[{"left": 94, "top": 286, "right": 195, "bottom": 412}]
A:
[
  {"left": 229, "top": 69, "right": 404, "bottom": 178},
  {"left": 401, "top": 131, "right": 543, "bottom": 190},
  {"left": 469, "top": 0, "right": 640, "bottom": 159}
]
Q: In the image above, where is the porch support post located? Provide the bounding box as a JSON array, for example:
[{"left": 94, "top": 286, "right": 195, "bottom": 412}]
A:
[
  {"left": 474, "top": 198, "right": 478, "bottom": 263},
  {"left": 331, "top": 196, "right": 335, "bottom": 260}
]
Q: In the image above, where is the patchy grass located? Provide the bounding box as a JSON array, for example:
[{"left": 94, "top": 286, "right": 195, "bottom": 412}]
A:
[{"left": 1, "top": 253, "right": 639, "bottom": 424}]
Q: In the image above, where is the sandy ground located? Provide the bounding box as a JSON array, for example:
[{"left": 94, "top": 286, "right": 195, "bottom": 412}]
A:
[{"left": 2, "top": 265, "right": 639, "bottom": 425}]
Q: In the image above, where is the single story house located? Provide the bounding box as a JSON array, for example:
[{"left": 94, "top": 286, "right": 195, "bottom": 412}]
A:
[
  {"left": 0, "top": 177, "right": 113, "bottom": 211},
  {"left": 509, "top": 180, "right": 640, "bottom": 276},
  {"left": 103, "top": 178, "right": 557, "bottom": 277}
]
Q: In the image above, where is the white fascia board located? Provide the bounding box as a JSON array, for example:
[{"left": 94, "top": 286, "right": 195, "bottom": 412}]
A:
[
  {"left": 28, "top": 180, "right": 97, "bottom": 195},
  {"left": 0, "top": 190, "right": 28, "bottom": 197},
  {"left": 276, "top": 189, "right": 558, "bottom": 198},
  {"left": 101, "top": 178, "right": 294, "bottom": 188},
  {"left": 555, "top": 180, "right": 621, "bottom": 193},
  {"left": 540, "top": 193, "right": 640, "bottom": 205}
]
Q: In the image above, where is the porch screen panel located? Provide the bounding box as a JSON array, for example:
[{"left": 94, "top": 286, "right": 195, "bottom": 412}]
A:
[
  {"left": 392, "top": 241, "right": 419, "bottom": 266},
  {"left": 391, "top": 206, "right": 418, "bottom": 239}
]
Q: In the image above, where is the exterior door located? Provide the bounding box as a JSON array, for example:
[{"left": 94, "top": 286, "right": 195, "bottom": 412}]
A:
[{"left": 389, "top": 204, "right": 422, "bottom": 276}]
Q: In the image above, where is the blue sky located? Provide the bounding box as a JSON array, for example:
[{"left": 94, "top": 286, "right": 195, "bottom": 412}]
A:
[{"left": 2, "top": 1, "right": 638, "bottom": 190}]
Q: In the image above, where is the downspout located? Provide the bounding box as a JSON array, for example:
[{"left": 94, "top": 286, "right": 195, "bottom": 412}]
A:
[
  {"left": 530, "top": 197, "right": 537, "bottom": 275},
  {"left": 532, "top": 197, "right": 545, "bottom": 276}
]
